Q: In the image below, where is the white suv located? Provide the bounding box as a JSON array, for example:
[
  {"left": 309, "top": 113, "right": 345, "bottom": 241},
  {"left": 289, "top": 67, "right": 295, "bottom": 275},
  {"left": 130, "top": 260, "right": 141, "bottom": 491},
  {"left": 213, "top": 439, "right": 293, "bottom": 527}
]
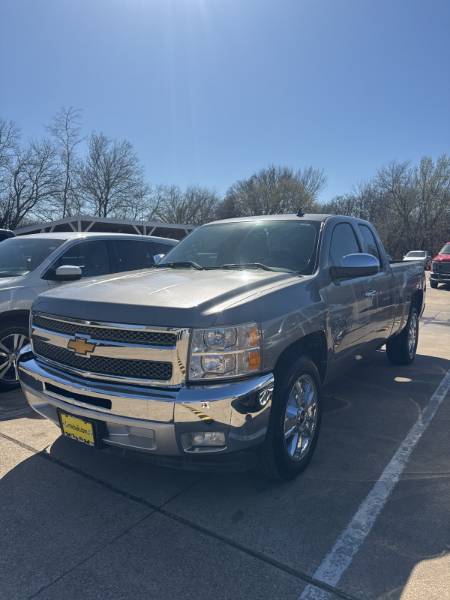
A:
[{"left": 0, "top": 232, "right": 176, "bottom": 389}]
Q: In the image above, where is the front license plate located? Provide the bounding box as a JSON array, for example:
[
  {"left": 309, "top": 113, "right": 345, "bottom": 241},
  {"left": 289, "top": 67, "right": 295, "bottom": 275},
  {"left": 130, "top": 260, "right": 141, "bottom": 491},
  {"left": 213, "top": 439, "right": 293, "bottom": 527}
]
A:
[{"left": 58, "top": 411, "right": 96, "bottom": 446}]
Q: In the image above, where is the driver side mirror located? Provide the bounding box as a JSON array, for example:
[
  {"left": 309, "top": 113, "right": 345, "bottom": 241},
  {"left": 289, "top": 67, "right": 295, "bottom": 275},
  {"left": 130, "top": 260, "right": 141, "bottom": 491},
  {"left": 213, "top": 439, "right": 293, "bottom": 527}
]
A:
[
  {"left": 54, "top": 265, "right": 82, "bottom": 281},
  {"left": 330, "top": 253, "right": 380, "bottom": 280}
]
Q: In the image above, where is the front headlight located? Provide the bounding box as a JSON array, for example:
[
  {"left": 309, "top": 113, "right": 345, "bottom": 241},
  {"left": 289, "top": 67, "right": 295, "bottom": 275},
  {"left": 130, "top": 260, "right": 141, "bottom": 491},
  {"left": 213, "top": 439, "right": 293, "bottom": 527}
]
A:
[{"left": 189, "top": 323, "right": 262, "bottom": 380}]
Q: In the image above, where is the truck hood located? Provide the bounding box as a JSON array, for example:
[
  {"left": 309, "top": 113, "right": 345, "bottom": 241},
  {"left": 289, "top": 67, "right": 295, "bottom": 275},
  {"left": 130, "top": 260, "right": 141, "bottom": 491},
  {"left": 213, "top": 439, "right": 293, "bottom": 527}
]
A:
[
  {"left": 34, "top": 267, "right": 297, "bottom": 328},
  {"left": 433, "top": 254, "right": 450, "bottom": 262},
  {"left": 0, "top": 275, "right": 25, "bottom": 291}
]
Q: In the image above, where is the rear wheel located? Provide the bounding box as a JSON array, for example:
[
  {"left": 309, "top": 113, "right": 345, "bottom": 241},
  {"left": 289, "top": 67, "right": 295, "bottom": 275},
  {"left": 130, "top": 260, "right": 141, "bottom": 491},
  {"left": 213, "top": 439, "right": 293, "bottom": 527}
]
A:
[
  {"left": 0, "top": 323, "right": 29, "bottom": 391},
  {"left": 386, "top": 306, "right": 419, "bottom": 365},
  {"left": 259, "top": 355, "right": 321, "bottom": 481}
]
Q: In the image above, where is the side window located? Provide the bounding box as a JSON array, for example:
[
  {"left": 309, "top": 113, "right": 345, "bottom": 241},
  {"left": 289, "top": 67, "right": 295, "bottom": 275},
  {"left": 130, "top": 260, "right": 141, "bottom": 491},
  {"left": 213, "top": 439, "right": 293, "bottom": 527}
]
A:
[
  {"left": 49, "top": 240, "right": 110, "bottom": 278},
  {"left": 111, "top": 240, "right": 157, "bottom": 272},
  {"left": 329, "top": 223, "right": 360, "bottom": 266},
  {"left": 358, "top": 225, "right": 380, "bottom": 261}
]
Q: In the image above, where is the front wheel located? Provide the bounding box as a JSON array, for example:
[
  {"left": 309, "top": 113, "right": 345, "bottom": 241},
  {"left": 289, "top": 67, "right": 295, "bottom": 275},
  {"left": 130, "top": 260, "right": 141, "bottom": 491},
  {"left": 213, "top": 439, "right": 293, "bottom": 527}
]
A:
[
  {"left": 386, "top": 306, "right": 419, "bottom": 365},
  {"left": 259, "top": 356, "right": 322, "bottom": 481},
  {"left": 0, "top": 324, "right": 30, "bottom": 391}
]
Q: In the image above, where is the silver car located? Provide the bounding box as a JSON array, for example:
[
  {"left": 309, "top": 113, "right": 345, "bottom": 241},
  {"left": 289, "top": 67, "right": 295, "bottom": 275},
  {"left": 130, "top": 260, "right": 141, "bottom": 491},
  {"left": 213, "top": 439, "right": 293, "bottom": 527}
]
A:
[
  {"left": 0, "top": 232, "right": 177, "bottom": 389},
  {"left": 403, "top": 250, "right": 431, "bottom": 270}
]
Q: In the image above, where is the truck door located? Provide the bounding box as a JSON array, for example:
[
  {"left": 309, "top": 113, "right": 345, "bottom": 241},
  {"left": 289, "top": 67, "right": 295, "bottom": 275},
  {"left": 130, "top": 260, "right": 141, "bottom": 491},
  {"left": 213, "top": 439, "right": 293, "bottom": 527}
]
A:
[
  {"left": 357, "top": 224, "right": 395, "bottom": 348},
  {"left": 324, "top": 222, "right": 372, "bottom": 361}
]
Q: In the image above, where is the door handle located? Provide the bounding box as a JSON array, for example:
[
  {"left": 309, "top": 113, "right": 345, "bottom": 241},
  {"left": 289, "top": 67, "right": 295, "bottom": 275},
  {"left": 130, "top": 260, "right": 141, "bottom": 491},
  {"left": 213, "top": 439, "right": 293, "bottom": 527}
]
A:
[{"left": 365, "top": 289, "right": 377, "bottom": 297}]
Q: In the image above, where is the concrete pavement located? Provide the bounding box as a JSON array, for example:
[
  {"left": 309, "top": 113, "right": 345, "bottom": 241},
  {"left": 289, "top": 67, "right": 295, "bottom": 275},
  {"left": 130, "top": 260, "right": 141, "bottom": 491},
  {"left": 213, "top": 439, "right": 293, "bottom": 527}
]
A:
[{"left": 1, "top": 282, "right": 449, "bottom": 600}]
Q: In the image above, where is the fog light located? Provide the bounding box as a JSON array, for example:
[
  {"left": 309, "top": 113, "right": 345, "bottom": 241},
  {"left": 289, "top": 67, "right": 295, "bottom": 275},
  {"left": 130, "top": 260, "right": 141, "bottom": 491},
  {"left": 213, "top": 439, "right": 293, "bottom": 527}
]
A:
[
  {"left": 182, "top": 431, "right": 226, "bottom": 451},
  {"left": 191, "top": 432, "right": 225, "bottom": 446}
]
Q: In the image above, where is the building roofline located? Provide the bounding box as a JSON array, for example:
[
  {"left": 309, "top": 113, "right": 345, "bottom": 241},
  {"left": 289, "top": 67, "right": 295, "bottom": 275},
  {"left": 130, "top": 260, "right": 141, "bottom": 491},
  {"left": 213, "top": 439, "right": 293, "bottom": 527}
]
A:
[
  {"left": 15, "top": 215, "right": 195, "bottom": 236},
  {"left": 15, "top": 231, "right": 179, "bottom": 242}
]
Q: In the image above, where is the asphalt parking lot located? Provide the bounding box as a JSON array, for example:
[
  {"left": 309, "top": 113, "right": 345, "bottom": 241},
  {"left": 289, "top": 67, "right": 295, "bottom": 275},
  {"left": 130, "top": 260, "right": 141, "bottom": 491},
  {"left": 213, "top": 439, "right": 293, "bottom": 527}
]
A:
[{"left": 1, "top": 282, "right": 449, "bottom": 600}]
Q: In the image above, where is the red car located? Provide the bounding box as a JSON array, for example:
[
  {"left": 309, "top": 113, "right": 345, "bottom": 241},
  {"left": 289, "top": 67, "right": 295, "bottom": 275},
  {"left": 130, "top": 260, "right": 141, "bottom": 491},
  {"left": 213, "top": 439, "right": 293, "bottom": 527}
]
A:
[{"left": 430, "top": 242, "right": 450, "bottom": 288}]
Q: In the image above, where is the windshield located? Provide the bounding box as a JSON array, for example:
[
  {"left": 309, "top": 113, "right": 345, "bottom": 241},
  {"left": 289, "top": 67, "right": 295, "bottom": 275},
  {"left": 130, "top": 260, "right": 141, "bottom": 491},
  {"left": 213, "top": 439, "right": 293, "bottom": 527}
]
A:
[
  {"left": 406, "top": 251, "right": 426, "bottom": 257},
  {"left": 439, "top": 244, "right": 450, "bottom": 255},
  {"left": 160, "top": 220, "right": 321, "bottom": 274},
  {"left": 0, "top": 237, "right": 64, "bottom": 278}
]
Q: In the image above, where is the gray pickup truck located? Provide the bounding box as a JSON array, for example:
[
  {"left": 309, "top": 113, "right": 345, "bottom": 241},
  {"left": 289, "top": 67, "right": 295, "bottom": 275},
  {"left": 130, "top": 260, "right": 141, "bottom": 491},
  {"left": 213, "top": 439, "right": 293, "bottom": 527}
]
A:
[{"left": 18, "top": 214, "right": 425, "bottom": 480}]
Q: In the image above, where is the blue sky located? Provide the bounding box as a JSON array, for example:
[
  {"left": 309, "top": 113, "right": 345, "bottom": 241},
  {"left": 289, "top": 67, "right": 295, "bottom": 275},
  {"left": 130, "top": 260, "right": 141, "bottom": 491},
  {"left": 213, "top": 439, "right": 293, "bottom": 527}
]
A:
[{"left": 1, "top": 0, "right": 449, "bottom": 202}]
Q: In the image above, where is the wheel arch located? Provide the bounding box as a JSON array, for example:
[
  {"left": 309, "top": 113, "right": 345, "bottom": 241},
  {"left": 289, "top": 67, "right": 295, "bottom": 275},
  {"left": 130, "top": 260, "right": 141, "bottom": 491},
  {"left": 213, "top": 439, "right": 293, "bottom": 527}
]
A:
[
  {"left": 0, "top": 309, "right": 30, "bottom": 331},
  {"left": 274, "top": 331, "right": 328, "bottom": 382},
  {"left": 411, "top": 289, "right": 424, "bottom": 315}
]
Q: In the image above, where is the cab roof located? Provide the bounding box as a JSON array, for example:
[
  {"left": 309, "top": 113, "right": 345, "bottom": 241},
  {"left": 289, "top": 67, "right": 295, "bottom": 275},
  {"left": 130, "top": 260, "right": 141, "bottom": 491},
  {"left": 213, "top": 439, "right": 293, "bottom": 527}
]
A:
[{"left": 208, "top": 213, "right": 332, "bottom": 225}]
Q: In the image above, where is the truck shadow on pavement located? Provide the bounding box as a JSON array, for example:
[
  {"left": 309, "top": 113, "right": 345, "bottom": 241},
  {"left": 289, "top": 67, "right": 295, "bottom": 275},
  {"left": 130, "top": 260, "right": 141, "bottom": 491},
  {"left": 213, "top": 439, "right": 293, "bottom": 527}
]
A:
[{"left": 1, "top": 352, "right": 450, "bottom": 599}]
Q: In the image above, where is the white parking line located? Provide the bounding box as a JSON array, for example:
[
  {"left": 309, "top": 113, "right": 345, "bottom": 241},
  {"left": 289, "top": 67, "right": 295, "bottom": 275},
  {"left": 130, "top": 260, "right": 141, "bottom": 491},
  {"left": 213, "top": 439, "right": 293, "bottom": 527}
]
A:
[{"left": 300, "top": 366, "right": 450, "bottom": 600}]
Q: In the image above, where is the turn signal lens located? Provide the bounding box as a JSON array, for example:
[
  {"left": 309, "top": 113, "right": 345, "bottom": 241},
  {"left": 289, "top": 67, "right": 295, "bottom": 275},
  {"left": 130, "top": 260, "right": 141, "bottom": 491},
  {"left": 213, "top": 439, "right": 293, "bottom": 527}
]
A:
[{"left": 247, "top": 349, "right": 261, "bottom": 371}]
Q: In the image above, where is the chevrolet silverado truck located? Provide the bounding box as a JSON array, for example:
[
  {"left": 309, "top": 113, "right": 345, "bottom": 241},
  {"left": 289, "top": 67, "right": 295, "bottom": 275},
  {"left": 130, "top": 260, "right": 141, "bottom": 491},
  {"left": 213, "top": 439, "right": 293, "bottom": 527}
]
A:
[{"left": 18, "top": 214, "right": 425, "bottom": 480}]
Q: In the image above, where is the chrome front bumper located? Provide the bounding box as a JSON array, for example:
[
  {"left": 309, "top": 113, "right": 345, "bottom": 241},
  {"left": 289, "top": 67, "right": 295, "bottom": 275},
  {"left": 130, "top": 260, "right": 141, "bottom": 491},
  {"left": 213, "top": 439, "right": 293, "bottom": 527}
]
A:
[{"left": 18, "top": 357, "right": 274, "bottom": 457}]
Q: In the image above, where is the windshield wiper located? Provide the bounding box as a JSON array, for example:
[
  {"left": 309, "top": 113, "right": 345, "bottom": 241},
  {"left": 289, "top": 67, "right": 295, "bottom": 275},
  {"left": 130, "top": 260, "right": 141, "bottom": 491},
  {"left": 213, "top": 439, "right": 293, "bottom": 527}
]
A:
[
  {"left": 218, "top": 263, "right": 284, "bottom": 272},
  {"left": 155, "top": 261, "right": 204, "bottom": 270}
]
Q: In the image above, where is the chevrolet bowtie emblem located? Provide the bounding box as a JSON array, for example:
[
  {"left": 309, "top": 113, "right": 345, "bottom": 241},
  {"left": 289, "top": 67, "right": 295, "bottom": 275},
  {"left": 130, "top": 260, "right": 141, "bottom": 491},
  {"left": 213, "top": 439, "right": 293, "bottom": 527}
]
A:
[{"left": 67, "top": 336, "right": 96, "bottom": 357}]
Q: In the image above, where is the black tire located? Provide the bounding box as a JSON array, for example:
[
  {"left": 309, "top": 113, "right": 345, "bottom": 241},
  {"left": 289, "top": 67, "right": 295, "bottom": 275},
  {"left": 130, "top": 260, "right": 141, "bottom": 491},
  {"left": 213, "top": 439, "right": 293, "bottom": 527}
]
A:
[
  {"left": 0, "top": 322, "right": 29, "bottom": 391},
  {"left": 386, "top": 306, "right": 419, "bottom": 366},
  {"left": 259, "top": 355, "right": 322, "bottom": 481},
  {"left": 430, "top": 280, "right": 438, "bottom": 289}
]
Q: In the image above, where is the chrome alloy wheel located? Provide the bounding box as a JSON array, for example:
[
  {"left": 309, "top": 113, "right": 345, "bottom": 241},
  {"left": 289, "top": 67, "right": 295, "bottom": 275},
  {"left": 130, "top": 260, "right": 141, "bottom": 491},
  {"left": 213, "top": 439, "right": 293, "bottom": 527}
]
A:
[
  {"left": 407, "top": 311, "right": 418, "bottom": 359},
  {"left": 283, "top": 373, "right": 319, "bottom": 461},
  {"left": 0, "top": 334, "right": 29, "bottom": 383}
]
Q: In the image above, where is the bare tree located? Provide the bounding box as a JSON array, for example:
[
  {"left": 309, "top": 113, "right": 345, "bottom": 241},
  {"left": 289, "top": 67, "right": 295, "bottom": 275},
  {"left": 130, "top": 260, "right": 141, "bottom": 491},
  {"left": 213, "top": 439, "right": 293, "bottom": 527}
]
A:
[
  {"left": 413, "top": 156, "right": 450, "bottom": 250},
  {"left": 0, "top": 120, "right": 20, "bottom": 212},
  {"left": 0, "top": 119, "right": 19, "bottom": 170},
  {"left": 48, "top": 107, "right": 83, "bottom": 218},
  {"left": 322, "top": 155, "right": 450, "bottom": 257},
  {"left": 120, "top": 184, "right": 153, "bottom": 221},
  {"left": 152, "top": 185, "right": 219, "bottom": 225},
  {"left": 81, "top": 133, "right": 147, "bottom": 218},
  {"left": 218, "top": 165, "right": 326, "bottom": 218},
  {"left": 1, "top": 139, "right": 59, "bottom": 229}
]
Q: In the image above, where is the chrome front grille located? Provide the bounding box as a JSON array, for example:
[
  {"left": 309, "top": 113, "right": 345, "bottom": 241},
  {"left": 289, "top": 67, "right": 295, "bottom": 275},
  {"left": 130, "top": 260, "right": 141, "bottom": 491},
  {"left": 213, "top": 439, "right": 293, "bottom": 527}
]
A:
[
  {"left": 434, "top": 262, "right": 450, "bottom": 274},
  {"left": 32, "top": 339, "right": 173, "bottom": 381},
  {"left": 33, "top": 314, "right": 177, "bottom": 347},
  {"left": 31, "top": 312, "right": 189, "bottom": 387}
]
